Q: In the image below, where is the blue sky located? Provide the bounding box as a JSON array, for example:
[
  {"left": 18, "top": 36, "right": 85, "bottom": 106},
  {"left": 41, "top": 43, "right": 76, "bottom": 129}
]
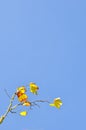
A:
[{"left": 0, "top": 0, "right": 86, "bottom": 130}]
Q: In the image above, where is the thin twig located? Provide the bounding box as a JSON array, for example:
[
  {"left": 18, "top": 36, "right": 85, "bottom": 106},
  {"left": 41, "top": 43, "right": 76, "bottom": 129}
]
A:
[
  {"left": 10, "top": 110, "right": 17, "bottom": 114},
  {"left": 31, "top": 100, "right": 50, "bottom": 104},
  {"left": 31, "top": 102, "right": 40, "bottom": 108},
  {"left": 4, "top": 89, "right": 11, "bottom": 99},
  {"left": 29, "top": 100, "right": 50, "bottom": 110}
]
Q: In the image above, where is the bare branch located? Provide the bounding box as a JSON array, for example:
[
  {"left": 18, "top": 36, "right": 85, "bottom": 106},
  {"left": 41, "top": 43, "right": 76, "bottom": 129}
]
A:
[
  {"left": 0, "top": 93, "right": 16, "bottom": 124},
  {"left": 29, "top": 100, "right": 50, "bottom": 109},
  {"left": 0, "top": 90, "right": 50, "bottom": 124}
]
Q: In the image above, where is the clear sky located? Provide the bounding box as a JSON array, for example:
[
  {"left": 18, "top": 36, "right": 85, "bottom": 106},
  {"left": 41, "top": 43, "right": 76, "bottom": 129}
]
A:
[{"left": 0, "top": 0, "right": 86, "bottom": 130}]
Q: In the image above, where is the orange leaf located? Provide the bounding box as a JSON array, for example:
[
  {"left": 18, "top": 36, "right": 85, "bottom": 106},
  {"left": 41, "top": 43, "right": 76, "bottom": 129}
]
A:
[
  {"left": 18, "top": 94, "right": 28, "bottom": 102},
  {"left": 23, "top": 101, "right": 31, "bottom": 106}
]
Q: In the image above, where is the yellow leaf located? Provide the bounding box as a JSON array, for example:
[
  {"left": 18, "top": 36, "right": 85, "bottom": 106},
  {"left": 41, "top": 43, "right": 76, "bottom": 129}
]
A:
[
  {"left": 29, "top": 82, "right": 39, "bottom": 94},
  {"left": 20, "top": 111, "right": 27, "bottom": 116},
  {"left": 54, "top": 98, "right": 62, "bottom": 106},
  {"left": 50, "top": 97, "right": 62, "bottom": 109},
  {"left": 17, "top": 86, "right": 26, "bottom": 94},
  {"left": 18, "top": 94, "right": 28, "bottom": 102}
]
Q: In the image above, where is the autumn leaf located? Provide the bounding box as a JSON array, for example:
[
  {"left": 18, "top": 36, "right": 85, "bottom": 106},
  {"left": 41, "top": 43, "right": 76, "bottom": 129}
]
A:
[
  {"left": 29, "top": 82, "right": 39, "bottom": 95},
  {"left": 18, "top": 94, "right": 28, "bottom": 102},
  {"left": 49, "top": 97, "right": 62, "bottom": 109},
  {"left": 16, "top": 86, "right": 26, "bottom": 97},
  {"left": 20, "top": 111, "right": 28, "bottom": 116},
  {"left": 23, "top": 101, "right": 31, "bottom": 106}
]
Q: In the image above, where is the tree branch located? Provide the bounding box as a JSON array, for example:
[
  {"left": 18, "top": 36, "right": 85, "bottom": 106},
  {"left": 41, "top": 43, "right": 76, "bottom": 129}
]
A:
[{"left": 0, "top": 93, "right": 16, "bottom": 124}]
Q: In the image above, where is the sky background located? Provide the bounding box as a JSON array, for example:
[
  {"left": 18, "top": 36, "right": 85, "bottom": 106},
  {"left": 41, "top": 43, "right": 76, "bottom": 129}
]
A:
[{"left": 0, "top": 0, "right": 86, "bottom": 130}]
